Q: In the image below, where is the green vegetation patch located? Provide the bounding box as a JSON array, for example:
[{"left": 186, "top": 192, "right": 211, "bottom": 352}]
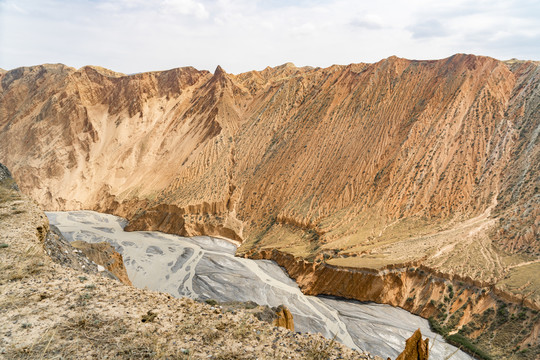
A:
[{"left": 446, "top": 333, "right": 493, "bottom": 360}]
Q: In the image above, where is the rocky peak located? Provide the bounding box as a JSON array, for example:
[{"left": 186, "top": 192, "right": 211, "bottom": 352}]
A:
[
  {"left": 214, "top": 65, "right": 226, "bottom": 77},
  {"left": 205, "top": 64, "right": 233, "bottom": 90}
]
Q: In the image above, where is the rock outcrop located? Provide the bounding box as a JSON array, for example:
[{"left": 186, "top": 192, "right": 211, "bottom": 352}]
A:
[
  {"left": 71, "top": 240, "right": 132, "bottom": 285},
  {"left": 45, "top": 225, "right": 120, "bottom": 283},
  {"left": 273, "top": 305, "right": 294, "bottom": 331},
  {"left": 0, "top": 162, "right": 19, "bottom": 191},
  {"left": 395, "top": 329, "right": 429, "bottom": 360}
]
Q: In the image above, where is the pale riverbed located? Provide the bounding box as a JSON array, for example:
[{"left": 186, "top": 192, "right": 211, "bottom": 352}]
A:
[{"left": 46, "top": 210, "right": 472, "bottom": 360}]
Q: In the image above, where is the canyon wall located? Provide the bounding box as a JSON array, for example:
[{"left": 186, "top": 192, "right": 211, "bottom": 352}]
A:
[
  {"left": 1, "top": 54, "right": 539, "bottom": 358},
  {"left": 250, "top": 248, "right": 539, "bottom": 359}
]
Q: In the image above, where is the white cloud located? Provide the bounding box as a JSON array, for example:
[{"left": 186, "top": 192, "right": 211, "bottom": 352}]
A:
[
  {"left": 0, "top": 0, "right": 538, "bottom": 74},
  {"left": 408, "top": 19, "right": 448, "bottom": 39},
  {"left": 2, "top": 0, "right": 27, "bottom": 13},
  {"left": 350, "top": 14, "right": 386, "bottom": 30},
  {"left": 291, "top": 22, "right": 318, "bottom": 37},
  {"left": 161, "top": 0, "right": 209, "bottom": 19}
]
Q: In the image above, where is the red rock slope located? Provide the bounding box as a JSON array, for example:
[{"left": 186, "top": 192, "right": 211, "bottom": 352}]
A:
[
  {"left": 1, "top": 54, "right": 538, "bottom": 358},
  {"left": 1, "top": 55, "right": 537, "bottom": 263}
]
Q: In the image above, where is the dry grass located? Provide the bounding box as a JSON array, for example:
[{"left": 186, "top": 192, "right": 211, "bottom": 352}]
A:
[
  {"left": 202, "top": 327, "right": 221, "bottom": 345},
  {"left": 233, "top": 319, "right": 253, "bottom": 339},
  {"left": 212, "top": 351, "right": 243, "bottom": 359},
  {"left": 0, "top": 244, "right": 48, "bottom": 284},
  {"left": 306, "top": 334, "right": 337, "bottom": 360},
  {"left": 499, "top": 262, "right": 540, "bottom": 300},
  {"left": 0, "top": 183, "right": 21, "bottom": 203},
  {"left": 7, "top": 312, "right": 191, "bottom": 360}
]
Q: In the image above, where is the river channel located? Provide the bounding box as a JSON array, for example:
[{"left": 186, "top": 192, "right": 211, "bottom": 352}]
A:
[{"left": 46, "top": 210, "right": 472, "bottom": 360}]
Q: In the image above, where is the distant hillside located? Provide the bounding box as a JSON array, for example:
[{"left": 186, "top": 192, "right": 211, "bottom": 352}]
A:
[{"left": 1, "top": 55, "right": 538, "bottom": 271}]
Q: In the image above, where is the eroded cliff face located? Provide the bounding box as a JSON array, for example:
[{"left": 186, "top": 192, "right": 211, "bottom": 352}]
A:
[
  {"left": 251, "top": 249, "right": 539, "bottom": 359},
  {"left": 1, "top": 55, "right": 539, "bottom": 358},
  {"left": 71, "top": 240, "right": 132, "bottom": 286}
]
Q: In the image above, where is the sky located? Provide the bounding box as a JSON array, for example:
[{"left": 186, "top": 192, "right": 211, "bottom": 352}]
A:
[{"left": 0, "top": 0, "right": 539, "bottom": 74}]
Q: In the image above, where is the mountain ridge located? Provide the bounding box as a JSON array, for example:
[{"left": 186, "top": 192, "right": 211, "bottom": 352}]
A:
[
  {"left": 1, "top": 53, "right": 538, "bottom": 278},
  {"left": 1, "top": 53, "right": 539, "bottom": 358}
]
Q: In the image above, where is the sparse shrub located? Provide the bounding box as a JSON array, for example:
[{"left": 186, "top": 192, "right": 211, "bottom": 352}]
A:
[
  {"left": 497, "top": 303, "right": 509, "bottom": 324},
  {"left": 446, "top": 333, "right": 493, "bottom": 360},
  {"left": 428, "top": 317, "right": 446, "bottom": 335},
  {"left": 306, "top": 335, "right": 337, "bottom": 360},
  {"left": 243, "top": 300, "right": 258, "bottom": 309},
  {"left": 205, "top": 299, "right": 218, "bottom": 306}
]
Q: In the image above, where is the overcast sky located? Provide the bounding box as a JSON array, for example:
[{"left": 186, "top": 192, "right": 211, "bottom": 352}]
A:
[{"left": 0, "top": 0, "right": 538, "bottom": 74}]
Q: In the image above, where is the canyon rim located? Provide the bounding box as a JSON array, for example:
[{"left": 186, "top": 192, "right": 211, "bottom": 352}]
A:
[{"left": 0, "top": 54, "right": 539, "bottom": 359}]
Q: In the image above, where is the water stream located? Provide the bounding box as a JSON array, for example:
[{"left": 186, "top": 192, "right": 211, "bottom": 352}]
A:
[{"left": 46, "top": 210, "right": 472, "bottom": 360}]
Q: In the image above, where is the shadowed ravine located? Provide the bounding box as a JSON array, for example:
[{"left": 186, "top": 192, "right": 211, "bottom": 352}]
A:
[{"left": 47, "top": 210, "right": 472, "bottom": 360}]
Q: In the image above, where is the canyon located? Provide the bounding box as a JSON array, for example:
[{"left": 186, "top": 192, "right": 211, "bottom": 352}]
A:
[
  {"left": 0, "top": 166, "right": 372, "bottom": 359},
  {"left": 0, "top": 54, "right": 539, "bottom": 358},
  {"left": 46, "top": 209, "right": 471, "bottom": 359}
]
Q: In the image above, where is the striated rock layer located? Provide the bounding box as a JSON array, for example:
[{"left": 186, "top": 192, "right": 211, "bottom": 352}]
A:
[{"left": 0, "top": 55, "right": 539, "bottom": 358}]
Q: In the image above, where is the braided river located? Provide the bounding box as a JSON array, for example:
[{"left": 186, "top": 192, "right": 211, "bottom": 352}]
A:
[{"left": 46, "top": 210, "right": 472, "bottom": 360}]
